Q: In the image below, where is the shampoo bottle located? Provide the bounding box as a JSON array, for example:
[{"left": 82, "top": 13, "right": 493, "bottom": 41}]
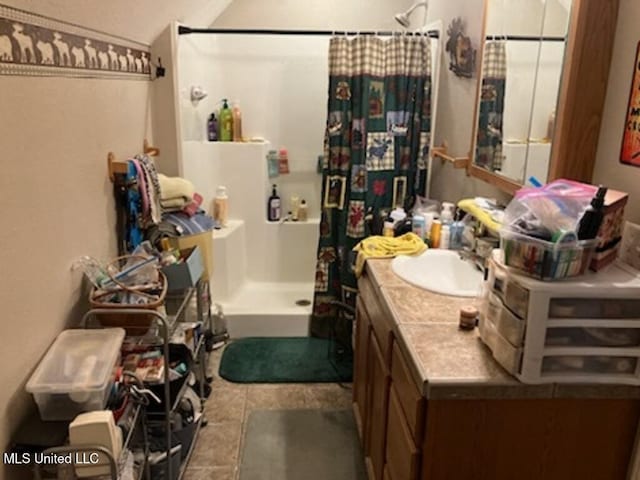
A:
[
  {"left": 219, "top": 99, "right": 233, "bottom": 142},
  {"left": 298, "top": 199, "right": 308, "bottom": 222},
  {"left": 232, "top": 100, "right": 243, "bottom": 142},
  {"left": 268, "top": 184, "right": 281, "bottom": 221},
  {"left": 213, "top": 186, "right": 228, "bottom": 227},
  {"left": 207, "top": 113, "right": 218, "bottom": 142}
]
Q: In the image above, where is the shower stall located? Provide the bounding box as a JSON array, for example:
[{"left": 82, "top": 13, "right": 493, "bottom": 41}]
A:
[
  {"left": 174, "top": 26, "right": 440, "bottom": 338},
  {"left": 176, "top": 33, "right": 327, "bottom": 337}
]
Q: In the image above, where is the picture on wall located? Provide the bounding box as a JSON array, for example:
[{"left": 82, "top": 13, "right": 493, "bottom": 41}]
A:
[{"left": 620, "top": 41, "right": 640, "bottom": 167}]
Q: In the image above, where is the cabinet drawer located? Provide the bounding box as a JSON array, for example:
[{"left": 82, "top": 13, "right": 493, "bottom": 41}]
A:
[
  {"left": 359, "top": 276, "right": 394, "bottom": 364},
  {"left": 391, "top": 341, "right": 425, "bottom": 444},
  {"left": 386, "top": 386, "right": 420, "bottom": 480}
]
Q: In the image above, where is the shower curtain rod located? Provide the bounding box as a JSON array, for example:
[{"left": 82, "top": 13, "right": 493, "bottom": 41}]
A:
[
  {"left": 178, "top": 26, "right": 439, "bottom": 38},
  {"left": 487, "top": 35, "right": 566, "bottom": 42}
]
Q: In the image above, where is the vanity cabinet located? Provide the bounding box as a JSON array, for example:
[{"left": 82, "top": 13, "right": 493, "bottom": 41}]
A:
[{"left": 355, "top": 268, "right": 640, "bottom": 480}]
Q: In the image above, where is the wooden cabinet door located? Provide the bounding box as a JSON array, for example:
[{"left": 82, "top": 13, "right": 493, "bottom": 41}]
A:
[
  {"left": 366, "top": 332, "right": 391, "bottom": 480},
  {"left": 354, "top": 297, "right": 371, "bottom": 442},
  {"left": 386, "top": 386, "right": 421, "bottom": 480}
]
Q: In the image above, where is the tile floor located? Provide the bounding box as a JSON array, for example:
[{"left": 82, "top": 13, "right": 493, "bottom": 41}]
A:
[{"left": 183, "top": 344, "right": 354, "bottom": 480}]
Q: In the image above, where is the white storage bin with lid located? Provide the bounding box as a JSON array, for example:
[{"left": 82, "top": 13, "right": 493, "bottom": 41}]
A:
[
  {"left": 26, "top": 328, "right": 125, "bottom": 421},
  {"left": 479, "top": 251, "right": 640, "bottom": 385}
]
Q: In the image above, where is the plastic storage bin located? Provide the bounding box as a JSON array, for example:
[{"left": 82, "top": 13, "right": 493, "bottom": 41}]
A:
[
  {"left": 500, "top": 229, "right": 597, "bottom": 281},
  {"left": 26, "top": 328, "right": 125, "bottom": 421},
  {"left": 479, "top": 251, "right": 640, "bottom": 385}
]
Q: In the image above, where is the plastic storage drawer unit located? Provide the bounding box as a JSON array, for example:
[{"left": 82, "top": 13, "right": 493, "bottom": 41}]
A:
[{"left": 26, "top": 328, "right": 125, "bottom": 421}]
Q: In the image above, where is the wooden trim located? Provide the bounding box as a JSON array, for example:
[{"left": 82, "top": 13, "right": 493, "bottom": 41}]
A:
[
  {"left": 469, "top": 0, "right": 620, "bottom": 193},
  {"left": 468, "top": 0, "right": 490, "bottom": 177},
  {"left": 431, "top": 146, "right": 469, "bottom": 169},
  {"left": 548, "top": 0, "right": 620, "bottom": 182},
  {"left": 468, "top": 164, "right": 521, "bottom": 195}
]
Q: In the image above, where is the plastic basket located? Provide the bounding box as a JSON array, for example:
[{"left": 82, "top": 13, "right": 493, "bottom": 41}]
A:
[
  {"left": 500, "top": 229, "right": 597, "bottom": 281},
  {"left": 90, "top": 262, "right": 167, "bottom": 335}
]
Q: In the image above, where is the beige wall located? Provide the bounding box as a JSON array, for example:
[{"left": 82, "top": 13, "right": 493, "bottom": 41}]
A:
[
  {"left": 0, "top": 2, "right": 229, "bottom": 478},
  {"left": 0, "top": 76, "right": 150, "bottom": 480},
  {"left": 593, "top": 0, "right": 640, "bottom": 224}
]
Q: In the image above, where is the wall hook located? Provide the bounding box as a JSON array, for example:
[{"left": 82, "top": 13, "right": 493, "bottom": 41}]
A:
[{"left": 155, "top": 57, "right": 166, "bottom": 78}]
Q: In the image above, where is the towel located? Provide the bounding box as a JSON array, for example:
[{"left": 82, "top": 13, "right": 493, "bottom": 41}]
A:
[
  {"left": 161, "top": 197, "right": 189, "bottom": 210},
  {"left": 457, "top": 198, "right": 502, "bottom": 234},
  {"left": 158, "top": 173, "right": 195, "bottom": 202},
  {"left": 352, "top": 232, "right": 427, "bottom": 277}
]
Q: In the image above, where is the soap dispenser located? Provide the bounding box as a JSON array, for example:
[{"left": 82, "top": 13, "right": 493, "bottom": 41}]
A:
[{"left": 219, "top": 99, "right": 233, "bottom": 142}]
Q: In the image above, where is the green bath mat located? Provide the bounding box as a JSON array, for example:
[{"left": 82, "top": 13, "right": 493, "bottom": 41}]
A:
[{"left": 219, "top": 337, "right": 353, "bottom": 383}]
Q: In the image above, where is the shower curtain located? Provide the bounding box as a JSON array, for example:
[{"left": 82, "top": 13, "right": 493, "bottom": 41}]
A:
[
  {"left": 311, "top": 35, "right": 432, "bottom": 339},
  {"left": 476, "top": 41, "right": 507, "bottom": 171}
]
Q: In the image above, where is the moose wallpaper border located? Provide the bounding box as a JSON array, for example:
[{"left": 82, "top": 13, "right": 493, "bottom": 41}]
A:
[{"left": 0, "top": 3, "right": 151, "bottom": 80}]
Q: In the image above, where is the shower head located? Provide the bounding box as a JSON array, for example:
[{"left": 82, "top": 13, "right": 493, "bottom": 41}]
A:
[
  {"left": 395, "top": 1, "right": 428, "bottom": 28},
  {"left": 394, "top": 12, "right": 411, "bottom": 28}
]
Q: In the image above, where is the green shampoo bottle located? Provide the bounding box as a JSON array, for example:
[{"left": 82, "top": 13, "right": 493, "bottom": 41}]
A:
[{"left": 219, "top": 99, "right": 233, "bottom": 141}]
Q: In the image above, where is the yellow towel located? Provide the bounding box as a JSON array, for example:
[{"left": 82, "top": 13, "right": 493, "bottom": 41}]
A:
[
  {"left": 457, "top": 198, "right": 502, "bottom": 234},
  {"left": 352, "top": 232, "right": 427, "bottom": 277}
]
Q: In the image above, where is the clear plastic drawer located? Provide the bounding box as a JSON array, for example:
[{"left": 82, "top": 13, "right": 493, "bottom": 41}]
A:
[
  {"left": 481, "top": 292, "right": 526, "bottom": 347},
  {"left": 546, "top": 327, "right": 640, "bottom": 348},
  {"left": 549, "top": 298, "right": 640, "bottom": 319},
  {"left": 542, "top": 356, "right": 638, "bottom": 376}
]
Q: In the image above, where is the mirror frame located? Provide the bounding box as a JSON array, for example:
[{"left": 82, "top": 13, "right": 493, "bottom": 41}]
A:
[{"left": 467, "top": 0, "right": 620, "bottom": 195}]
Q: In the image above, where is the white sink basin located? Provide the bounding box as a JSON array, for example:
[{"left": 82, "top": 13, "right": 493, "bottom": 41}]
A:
[{"left": 391, "top": 249, "right": 483, "bottom": 297}]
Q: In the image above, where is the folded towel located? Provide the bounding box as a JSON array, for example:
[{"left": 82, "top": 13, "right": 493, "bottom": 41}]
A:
[
  {"left": 352, "top": 232, "right": 427, "bottom": 277},
  {"left": 158, "top": 173, "right": 195, "bottom": 202},
  {"left": 160, "top": 197, "right": 189, "bottom": 210}
]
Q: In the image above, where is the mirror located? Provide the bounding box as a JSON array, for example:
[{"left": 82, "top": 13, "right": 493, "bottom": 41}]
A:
[{"left": 471, "top": 0, "right": 572, "bottom": 187}]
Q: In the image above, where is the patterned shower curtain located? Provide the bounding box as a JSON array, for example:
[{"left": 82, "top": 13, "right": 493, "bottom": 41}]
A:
[
  {"left": 476, "top": 41, "right": 507, "bottom": 171},
  {"left": 311, "top": 35, "right": 432, "bottom": 339}
]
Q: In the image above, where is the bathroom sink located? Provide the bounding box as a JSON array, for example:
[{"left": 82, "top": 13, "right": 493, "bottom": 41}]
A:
[{"left": 391, "top": 250, "right": 483, "bottom": 297}]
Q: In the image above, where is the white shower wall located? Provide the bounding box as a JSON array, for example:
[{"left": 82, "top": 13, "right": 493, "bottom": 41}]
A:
[{"left": 178, "top": 33, "right": 328, "bottom": 216}]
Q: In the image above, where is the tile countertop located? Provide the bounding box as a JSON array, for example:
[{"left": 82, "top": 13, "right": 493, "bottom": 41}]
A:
[{"left": 364, "top": 258, "right": 640, "bottom": 400}]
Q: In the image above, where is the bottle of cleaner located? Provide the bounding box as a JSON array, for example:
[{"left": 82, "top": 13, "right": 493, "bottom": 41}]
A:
[
  {"left": 213, "top": 186, "right": 229, "bottom": 227},
  {"left": 298, "top": 199, "right": 308, "bottom": 222},
  {"left": 219, "top": 99, "right": 233, "bottom": 142},
  {"left": 232, "top": 101, "right": 243, "bottom": 142},
  {"left": 207, "top": 113, "right": 218, "bottom": 142},
  {"left": 268, "top": 184, "right": 281, "bottom": 221}
]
